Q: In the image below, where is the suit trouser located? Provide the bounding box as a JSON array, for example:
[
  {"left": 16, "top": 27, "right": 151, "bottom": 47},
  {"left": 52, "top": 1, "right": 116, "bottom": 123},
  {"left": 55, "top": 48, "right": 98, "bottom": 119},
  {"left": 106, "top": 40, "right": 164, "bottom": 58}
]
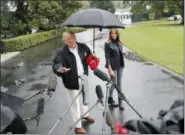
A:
[{"left": 66, "top": 75, "right": 89, "bottom": 128}]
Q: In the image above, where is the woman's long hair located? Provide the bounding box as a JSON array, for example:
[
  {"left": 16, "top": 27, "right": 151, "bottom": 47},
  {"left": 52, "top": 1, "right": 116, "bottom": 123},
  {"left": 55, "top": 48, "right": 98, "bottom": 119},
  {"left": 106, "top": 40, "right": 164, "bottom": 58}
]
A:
[{"left": 108, "top": 29, "right": 122, "bottom": 45}]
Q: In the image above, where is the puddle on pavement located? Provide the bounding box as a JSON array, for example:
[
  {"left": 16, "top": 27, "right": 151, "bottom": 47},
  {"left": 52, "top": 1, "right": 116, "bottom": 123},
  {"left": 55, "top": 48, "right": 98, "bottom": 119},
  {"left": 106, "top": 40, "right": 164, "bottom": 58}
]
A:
[
  {"left": 3, "top": 85, "right": 19, "bottom": 95},
  {"left": 1, "top": 38, "right": 62, "bottom": 91},
  {"left": 160, "top": 69, "right": 184, "bottom": 84},
  {"left": 40, "top": 75, "right": 47, "bottom": 78},
  {"left": 1, "top": 86, "right": 8, "bottom": 92},
  {"left": 15, "top": 79, "right": 26, "bottom": 86},
  {"left": 171, "top": 76, "right": 184, "bottom": 84},
  {"left": 147, "top": 77, "right": 172, "bottom": 82},
  {"left": 40, "top": 62, "right": 53, "bottom": 66},
  {"left": 161, "top": 69, "right": 172, "bottom": 75},
  {"left": 144, "top": 62, "right": 153, "bottom": 65},
  {"left": 14, "top": 77, "right": 40, "bottom": 86},
  {"left": 28, "top": 83, "right": 48, "bottom": 91},
  {"left": 1, "top": 64, "right": 23, "bottom": 70},
  {"left": 95, "top": 33, "right": 108, "bottom": 40}
]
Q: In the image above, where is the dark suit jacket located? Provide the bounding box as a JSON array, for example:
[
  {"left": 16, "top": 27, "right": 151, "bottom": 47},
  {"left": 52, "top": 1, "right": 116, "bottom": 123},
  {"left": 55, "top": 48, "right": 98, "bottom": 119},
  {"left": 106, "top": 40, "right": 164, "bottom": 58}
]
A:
[
  {"left": 52, "top": 42, "right": 92, "bottom": 90},
  {"left": 104, "top": 41, "right": 125, "bottom": 70}
]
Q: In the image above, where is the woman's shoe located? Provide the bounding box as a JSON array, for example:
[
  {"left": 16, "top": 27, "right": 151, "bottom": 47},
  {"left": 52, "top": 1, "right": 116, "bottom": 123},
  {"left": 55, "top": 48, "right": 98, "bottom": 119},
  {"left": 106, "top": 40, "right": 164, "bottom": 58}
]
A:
[{"left": 108, "top": 97, "right": 118, "bottom": 107}]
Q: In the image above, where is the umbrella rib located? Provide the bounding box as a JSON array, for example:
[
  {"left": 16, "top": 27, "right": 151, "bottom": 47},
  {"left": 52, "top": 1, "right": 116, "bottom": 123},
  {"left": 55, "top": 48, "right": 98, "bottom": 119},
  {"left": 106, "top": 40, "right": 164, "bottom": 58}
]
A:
[
  {"left": 76, "top": 10, "right": 86, "bottom": 27},
  {"left": 99, "top": 9, "right": 105, "bottom": 27}
]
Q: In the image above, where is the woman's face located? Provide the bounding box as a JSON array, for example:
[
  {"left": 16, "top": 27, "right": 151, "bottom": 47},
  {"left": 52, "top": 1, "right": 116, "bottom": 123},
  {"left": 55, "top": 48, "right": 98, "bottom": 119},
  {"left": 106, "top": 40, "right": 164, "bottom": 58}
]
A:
[{"left": 110, "top": 30, "right": 117, "bottom": 40}]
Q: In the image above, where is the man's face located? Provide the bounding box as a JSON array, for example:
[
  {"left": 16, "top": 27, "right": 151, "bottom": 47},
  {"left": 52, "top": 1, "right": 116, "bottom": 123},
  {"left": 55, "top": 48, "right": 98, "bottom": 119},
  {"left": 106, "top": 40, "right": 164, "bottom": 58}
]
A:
[{"left": 63, "top": 34, "right": 76, "bottom": 48}]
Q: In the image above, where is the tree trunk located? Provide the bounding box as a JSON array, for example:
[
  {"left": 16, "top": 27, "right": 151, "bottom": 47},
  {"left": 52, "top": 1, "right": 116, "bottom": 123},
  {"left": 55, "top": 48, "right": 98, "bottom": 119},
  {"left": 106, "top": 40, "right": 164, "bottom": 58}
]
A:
[
  {"left": 180, "top": 2, "right": 184, "bottom": 24},
  {"left": 180, "top": 16, "right": 184, "bottom": 24}
]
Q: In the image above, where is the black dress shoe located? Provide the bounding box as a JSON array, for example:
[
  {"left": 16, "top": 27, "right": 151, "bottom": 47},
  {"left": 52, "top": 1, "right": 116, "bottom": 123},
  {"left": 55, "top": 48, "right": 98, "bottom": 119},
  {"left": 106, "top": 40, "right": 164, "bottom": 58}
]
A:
[
  {"left": 118, "top": 98, "right": 124, "bottom": 111},
  {"left": 108, "top": 97, "right": 118, "bottom": 107}
]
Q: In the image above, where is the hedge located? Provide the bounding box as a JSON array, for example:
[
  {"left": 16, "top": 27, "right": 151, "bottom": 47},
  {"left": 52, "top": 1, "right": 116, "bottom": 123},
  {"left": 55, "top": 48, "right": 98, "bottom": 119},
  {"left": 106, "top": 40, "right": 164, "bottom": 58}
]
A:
[{"left": 2, "top": 27, "right": 86, "bottom": 52}]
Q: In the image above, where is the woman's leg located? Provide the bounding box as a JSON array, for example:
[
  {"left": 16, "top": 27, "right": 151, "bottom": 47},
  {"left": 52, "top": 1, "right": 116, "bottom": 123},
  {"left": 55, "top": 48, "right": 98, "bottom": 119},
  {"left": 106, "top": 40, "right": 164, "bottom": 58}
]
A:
[
  {"left": 109, "top": 71, "right": 116, "bottom": 98},
  {"left": 108, "top": 70, "right": 118, "bottom": 107},
  {"left": 117, "top": 68, "right": 124, "bottom": 110},
  {"left": 117, "top": 68, "right": 123, "bottom": 92}
]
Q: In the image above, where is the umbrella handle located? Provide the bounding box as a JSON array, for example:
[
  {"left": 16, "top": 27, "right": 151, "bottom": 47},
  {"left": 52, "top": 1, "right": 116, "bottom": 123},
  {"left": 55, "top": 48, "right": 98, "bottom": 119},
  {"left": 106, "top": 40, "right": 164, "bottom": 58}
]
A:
[
  {"left": 93, "top": 28, "right": 95, "bottom": 54},
  {"left": 93, "top": 50, "right": 96, "bottom": 55}
]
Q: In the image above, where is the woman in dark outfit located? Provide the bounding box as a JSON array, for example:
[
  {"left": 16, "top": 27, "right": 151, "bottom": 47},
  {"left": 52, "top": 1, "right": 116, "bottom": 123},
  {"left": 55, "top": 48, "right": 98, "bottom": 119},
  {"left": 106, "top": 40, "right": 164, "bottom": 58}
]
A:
[{"left": 104, "top": 29, "right": 127, "bottom": 110}]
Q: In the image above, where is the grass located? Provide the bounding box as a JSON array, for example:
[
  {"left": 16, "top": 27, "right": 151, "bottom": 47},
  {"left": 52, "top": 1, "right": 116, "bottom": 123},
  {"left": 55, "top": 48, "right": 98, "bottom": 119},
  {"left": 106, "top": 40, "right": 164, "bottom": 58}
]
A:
[{"left": 120, "top": 19, "right": 184, "bottom": 75}]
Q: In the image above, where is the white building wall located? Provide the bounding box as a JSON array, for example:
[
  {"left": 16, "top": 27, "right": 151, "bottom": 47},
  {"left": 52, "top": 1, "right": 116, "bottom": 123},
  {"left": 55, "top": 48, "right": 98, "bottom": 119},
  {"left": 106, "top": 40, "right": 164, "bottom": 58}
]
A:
[{"left": 115, "top": 12, "right": 132, "bottom": 25}]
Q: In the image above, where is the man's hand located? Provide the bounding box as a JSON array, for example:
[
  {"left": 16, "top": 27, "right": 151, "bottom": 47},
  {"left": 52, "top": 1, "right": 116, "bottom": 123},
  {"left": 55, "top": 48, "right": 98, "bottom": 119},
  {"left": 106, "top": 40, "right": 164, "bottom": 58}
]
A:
[{"left": 57, "top": 67, "right": 71, "bottom": 73}]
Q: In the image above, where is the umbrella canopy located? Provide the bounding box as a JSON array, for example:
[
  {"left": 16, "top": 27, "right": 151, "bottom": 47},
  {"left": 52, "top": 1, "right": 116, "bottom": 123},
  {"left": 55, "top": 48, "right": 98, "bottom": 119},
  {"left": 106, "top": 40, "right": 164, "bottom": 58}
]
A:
[{"left": 63, "top": 8, "right": 125, "bottom": 29}]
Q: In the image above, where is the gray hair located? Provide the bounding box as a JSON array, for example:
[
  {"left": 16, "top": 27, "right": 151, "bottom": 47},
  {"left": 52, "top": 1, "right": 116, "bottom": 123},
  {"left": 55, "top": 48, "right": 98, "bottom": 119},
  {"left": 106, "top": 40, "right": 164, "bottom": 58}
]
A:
[{"left": 62, "top": 31, "right": 75, "bottom": 40}]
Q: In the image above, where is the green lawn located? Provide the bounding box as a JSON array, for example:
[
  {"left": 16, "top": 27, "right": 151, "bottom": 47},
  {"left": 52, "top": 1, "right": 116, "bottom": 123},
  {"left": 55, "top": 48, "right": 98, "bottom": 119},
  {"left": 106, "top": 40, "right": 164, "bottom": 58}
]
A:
[{"left": 120, "top": 20, "right": 184, "bottom": 75}]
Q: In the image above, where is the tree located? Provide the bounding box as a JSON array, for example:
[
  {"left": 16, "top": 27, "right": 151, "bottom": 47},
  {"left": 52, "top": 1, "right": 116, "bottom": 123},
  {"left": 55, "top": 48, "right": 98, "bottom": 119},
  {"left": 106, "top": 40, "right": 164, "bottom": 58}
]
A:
[
  {"left": 1, "top": 0, "right": 9, "bottom": 12},
  {"left": 164, "top": 0, "right": 184, "bottom": 24},
  {"left": 113, "top": 1, "right": 134, "bottom": 9},
  {"left": 112, "top": 1, "right": 123, "bottom": 9},
  {"left": 78, "top": 1, "right": 90, "bottom": 9},
  {"left": 1, "top": 0, "right": 83, "bottom": 37},
  {"left": 89, "top": 0, "right": 115, "bottom": 13},
  {"left": 130, "top": 0, "right": 184, "bottom": 23},
  {"left": 28, "top": 1, "right": 64, "bottom": 30},
  {"left": 121, "top": 0, "right": 134, "bottom": 8},
  {"left": 131, "top": 1, "right": 165, "bottom": 19},
  {"left": 147, "top": 1, "right": 165, "bottom": 19}
]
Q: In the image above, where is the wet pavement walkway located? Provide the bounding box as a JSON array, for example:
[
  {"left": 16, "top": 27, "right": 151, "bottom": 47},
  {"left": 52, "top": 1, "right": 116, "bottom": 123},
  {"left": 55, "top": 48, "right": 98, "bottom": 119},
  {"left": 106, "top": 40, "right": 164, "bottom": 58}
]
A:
[
  {"left": 1, "top": 52, "right": 20, "bottom": 64},
  {"left": 1, "top": 29, "right": 183, "bottom": 134}
]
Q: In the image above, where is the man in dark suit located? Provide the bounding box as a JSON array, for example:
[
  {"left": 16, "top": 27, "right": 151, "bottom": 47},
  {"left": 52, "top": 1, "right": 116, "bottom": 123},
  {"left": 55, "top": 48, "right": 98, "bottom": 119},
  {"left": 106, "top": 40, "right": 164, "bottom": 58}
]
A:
[{"left": 53, "top": 31, "right": 99, "bottom": 134}]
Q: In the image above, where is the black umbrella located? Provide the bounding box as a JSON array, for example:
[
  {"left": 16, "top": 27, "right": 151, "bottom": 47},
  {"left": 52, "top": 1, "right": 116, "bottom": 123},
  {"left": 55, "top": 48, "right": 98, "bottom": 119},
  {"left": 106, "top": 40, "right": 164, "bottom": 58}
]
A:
[{"left": 63, "top": 8, "right": 125, "bottom": 53}]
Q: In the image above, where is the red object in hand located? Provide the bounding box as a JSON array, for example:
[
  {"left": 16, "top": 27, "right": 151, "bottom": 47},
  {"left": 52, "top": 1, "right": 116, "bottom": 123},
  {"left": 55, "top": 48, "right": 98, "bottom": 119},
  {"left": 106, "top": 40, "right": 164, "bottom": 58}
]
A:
[
  {"left": 85, "top": 55, "right": 93, "bottom": 65},
  {"left": 115, "top": 123, "right": 128, "bottom": 134},
  {"left": 85, "top": 54, "right": 100, "bottom": 70},
  {"left": 89, "top": 57, "right": 100, "bottom": 70}
]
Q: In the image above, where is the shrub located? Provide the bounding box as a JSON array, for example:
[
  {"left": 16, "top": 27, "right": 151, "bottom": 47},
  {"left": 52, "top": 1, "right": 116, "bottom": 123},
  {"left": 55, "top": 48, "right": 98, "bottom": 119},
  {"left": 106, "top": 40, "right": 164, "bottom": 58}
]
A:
[{"left": 2, "top": 27, "right": 86, "bottom": 52}]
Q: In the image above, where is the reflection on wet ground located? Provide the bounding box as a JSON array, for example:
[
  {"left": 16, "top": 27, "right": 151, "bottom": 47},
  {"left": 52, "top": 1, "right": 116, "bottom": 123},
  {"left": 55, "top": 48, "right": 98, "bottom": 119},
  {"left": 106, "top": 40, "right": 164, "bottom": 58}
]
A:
[
  {"left": 1, "top": 38, "right": 62, "bottom": 89},
  {"left": 28, "top": 83, "right": 48, "bottom": 91},
  {"left": 40, "top": 62, "right": 53, "bottom": 66},
  {"left": 160, "top": 69, "right": 184, "bottom": 83},
  {"left": 144, "top": 62, "right": 153, "bottom": 65}
]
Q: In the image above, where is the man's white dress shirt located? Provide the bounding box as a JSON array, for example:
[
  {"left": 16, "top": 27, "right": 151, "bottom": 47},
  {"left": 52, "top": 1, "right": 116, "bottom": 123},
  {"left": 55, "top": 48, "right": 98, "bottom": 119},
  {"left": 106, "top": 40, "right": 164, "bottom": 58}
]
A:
[{"left": 69, "top": 44, "right": 84, "bottom": 77}]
